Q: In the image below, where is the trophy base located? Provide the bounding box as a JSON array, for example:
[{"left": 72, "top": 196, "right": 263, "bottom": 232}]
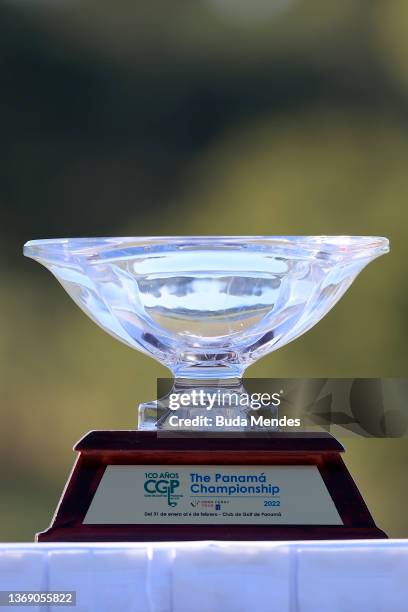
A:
[{"left": 36, "top": 431, "right": 387, "bottom": 542}]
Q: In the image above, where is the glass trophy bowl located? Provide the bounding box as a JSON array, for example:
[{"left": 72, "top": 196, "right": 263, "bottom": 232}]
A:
[
  {"left": 24, "top": 236, "right": 389, "bottom": 542},
  {"left": 24, "top": 236, "right": 389, "bottom": 424}
]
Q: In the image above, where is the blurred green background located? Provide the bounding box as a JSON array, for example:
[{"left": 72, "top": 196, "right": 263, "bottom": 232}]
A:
[{"left": 1, "top": 0, "right": 407, "bottom": 540}]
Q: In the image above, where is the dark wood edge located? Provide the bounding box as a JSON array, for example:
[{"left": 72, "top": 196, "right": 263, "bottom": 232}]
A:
[
  {"left": 75, "top": 430, "right": 345, "bottom": 452},
  {"left": 315, "top": 454, "right": 377, "bottom": 528},
  {"left": 52, "top": 455, "right": 107, "bottom": 528},
  {"left": 37, "top": 525, "right": 387, "bottom": 542}
]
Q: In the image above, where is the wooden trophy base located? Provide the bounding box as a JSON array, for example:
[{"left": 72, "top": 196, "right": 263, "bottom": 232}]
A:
[{"left": 37, "top": 431, "right": 387, "bottom": 542}]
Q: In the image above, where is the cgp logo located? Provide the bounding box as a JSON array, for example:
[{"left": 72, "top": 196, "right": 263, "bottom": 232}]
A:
[{"left": 144, "top": 472, "right": 181, "bottom": 507}]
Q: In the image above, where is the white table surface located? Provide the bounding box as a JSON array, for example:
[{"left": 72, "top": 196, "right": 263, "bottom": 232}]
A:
[{"left": 0, "top": 540, "right": 407, "bottom": 612}]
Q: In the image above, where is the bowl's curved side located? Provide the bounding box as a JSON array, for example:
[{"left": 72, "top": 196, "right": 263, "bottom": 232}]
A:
[
  {"left": 244, "top": 256, "right": 375, "bottom": 364},
  {"left": 23, "top": 248, "right": 177, "bottom": 370}
]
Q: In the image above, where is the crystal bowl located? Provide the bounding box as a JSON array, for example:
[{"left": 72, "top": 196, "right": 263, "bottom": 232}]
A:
[{"left": 24, "top": 236, "right": 389, "bottom": 380}]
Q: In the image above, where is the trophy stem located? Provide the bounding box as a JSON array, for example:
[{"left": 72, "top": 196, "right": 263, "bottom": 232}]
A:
[
  {"left": 172, "top": 362, "right": 245, "bottom": 381},
  {"left": 172, "top": 376, "right": 243, "bottom": 389}
]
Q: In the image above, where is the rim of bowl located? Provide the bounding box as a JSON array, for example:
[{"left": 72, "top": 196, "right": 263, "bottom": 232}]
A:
[{"left": 23, "top": 235, "right": 390, "bottom": 264}]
